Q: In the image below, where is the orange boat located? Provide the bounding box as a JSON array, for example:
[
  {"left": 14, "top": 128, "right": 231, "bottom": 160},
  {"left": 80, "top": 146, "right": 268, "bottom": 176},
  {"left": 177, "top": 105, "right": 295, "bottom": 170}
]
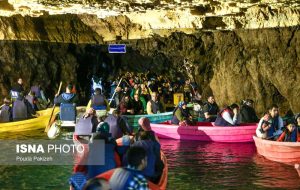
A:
[
  {"left": 253, "top": 136, "right": 300, "bottom": 164},
  {"left": 97, "top": 151, "right": 168, "bottom": 190}
]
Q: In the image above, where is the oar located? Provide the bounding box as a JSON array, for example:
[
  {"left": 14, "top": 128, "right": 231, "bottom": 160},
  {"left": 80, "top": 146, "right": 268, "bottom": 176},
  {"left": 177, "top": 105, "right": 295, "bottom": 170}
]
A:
[
  {"left": 109, "top": 78, "right": 122, "bottom": 106},
  {"left": 44, "top": 82, "right": 62, "bottom": 132}
]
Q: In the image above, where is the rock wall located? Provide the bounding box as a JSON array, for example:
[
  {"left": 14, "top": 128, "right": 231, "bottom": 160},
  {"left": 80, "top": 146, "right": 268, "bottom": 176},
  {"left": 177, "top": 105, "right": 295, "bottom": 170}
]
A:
[
  {"left": 0, "top": 0, "right": 299, "bottom": 114},
  {"left": 0, "top": 26, "right": 299, "bottom": 114},
  {"left": 129, "top": 27, "right": 300, "bottom": 114},
  {"left": 1, "top": 0, "right": 300, "bottom": 41}
]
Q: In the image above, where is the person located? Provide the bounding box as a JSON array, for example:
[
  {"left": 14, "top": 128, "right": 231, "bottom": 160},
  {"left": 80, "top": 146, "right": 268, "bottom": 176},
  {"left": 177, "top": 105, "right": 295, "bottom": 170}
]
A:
[
  {"left": 146, "top": 92, "right": 164, "bottom": 114},
  {"left": 202, "top": 96, "right": 219, "bottom": 122},
  {"left": 134, "top": 117, "right": 158, "bottom": 143},
  {"left": 134, "top": 117, "right": 164, "bottom": 183},
  {"left": 54, "top": 83, "right": 79, "bottom": 123},
  {"left": 83, "top": 178, "right": 110, "bottom": 190},
  {"left": 130, "top": 83, "right": 139, "bottom": 98},
  {"left": 183, "top": 79, "right": 193, "bottom": 102},
  {"left": 137, "top": 83, "right": 151, "bottom": 102},
  {"left": 25, "top": 91, "right": 39, "bottom": 111},
  {"left": 87, "top": 123, "right": 119, "bottom": 179},
  {"left": 0, "top": 97, "right": 12, "bottom": 122},
  {"left": 10, "top": 78, "right": 25, "bottom": 101},
  {"left": 31, "top": 82, "right": 49, "bottom": 110},
  {"left": 296, "top": 114, "right": 300, "bottom": 142},
  {"left": 240, "top": 99, "right": 259, "bottom": 123},
  {"left": 122, "top": 86, "right": 131, "bottom": 98},
  {"left": 214, "top": 103, "right": 241, "bottom": 126},
  {"left": 131, "top": 131, "right": 163, "bottom": 183},
  {"left": 148, "top": 79, "right": 158, "bottom": 92},
  {"left": 75, "top": 108, "right": 99, "bottom": 135},
  {"left": 118, "top": 95, "right": 134, "bottom": 115},
  {"left": 171, "top": 101, "right": 192, "bottom": 125},
  {"left": 12, "top": 78, "right": 25, "bottom": 93},
  {"left": 91, "top": 88, "right": 109, "bottom": 112},
  {"left": 113, "top": 86, "right": 122, "bottom": 108},
  {"left": 91, "top": 76, "right": 103, "bottom": 95},
  {"left": 256, "top": 104, "right": 284, "bottom": 140},
  {"left": 277, "top": 113, "right": 300, "bottom": 142},
  {"left": 30, "top": 82, "right": 43, "bottom": 99},
  {"left": 54, "top": 83, "right": 79, "bottom": 105},
  {"left": 104, "top": 109, "right": 132, "bottom": 139},
  {"left": 277, "top": 124, "right": 297, "bottom": 142},
  {"left": 109, "top": 146, "right": 149, "bottom": 190},
  {"left": 110, "top": 80, "right": 117, "bottom": 97},
  {"left": 132, "top": 94, "right": 144, "bottom": 115},
  {"left": 192, "top": 88, "right": 202, "bottom": 104},
  {"left": 12, "top": 92, "right": 36, "bottom": 121}
]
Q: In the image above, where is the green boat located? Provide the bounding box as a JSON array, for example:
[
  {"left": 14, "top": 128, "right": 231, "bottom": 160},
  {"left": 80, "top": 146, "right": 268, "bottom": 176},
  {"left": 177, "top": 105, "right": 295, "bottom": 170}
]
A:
[{"left": 123, "top": 112, "right": 173, "bottom": 129}]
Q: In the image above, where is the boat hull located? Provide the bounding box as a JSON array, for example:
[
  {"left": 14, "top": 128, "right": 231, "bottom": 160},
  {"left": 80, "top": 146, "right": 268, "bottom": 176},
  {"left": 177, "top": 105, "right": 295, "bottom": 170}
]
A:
[
  {"left": 151, "top": 122, "right": 257, "bottom": 142},
  {"left": 0, "top": 107, "right": 59, "bottom": 133},
  {"left": 253, "top": 136, "right": 300, "bottom": 164},
  {"left": 124, "top": 112, "right": 173, "bottom": 129}
]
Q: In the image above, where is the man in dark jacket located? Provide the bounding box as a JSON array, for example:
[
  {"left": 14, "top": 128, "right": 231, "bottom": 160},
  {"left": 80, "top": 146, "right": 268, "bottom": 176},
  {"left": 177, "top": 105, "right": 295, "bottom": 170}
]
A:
[
  {"left": 240, "top": 99, "right": 259, "bottom": 123},
  {"left": 54, "top": 83, "right": 79, "bottom": 105},
  {"left": 12, "top": 78, "right": 25, "bottom": 93},
  {"left": 203, "top": 96, "right": 219, "bottom": 122},
  {"left": 10, "top": 78, "right": 25, "bottom": 101},
  {"left": 132, "top": 94, "right": 144, "bottom": 115},
  {"left": 54, "top": 83, "right": 79, "bottom": 122}
]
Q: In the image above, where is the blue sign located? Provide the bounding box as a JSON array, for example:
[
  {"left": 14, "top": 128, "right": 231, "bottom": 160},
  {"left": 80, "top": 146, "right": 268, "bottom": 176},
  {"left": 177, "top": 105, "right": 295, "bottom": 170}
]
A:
[{"left": 108, "top": 44, "right": 126, "bottom": 53}]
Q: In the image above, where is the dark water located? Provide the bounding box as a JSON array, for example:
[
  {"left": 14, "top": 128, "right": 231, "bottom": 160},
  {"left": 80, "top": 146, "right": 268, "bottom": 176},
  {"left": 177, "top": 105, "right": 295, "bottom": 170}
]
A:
[{"left": 0, "top": 130, "right": 300, "bottom": 190}]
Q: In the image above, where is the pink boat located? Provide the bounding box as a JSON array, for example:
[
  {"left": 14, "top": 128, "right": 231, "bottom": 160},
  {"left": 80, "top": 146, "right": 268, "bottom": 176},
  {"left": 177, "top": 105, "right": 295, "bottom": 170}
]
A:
[
  {"left": 253, "top": 136, "right": 300, "bottom": 164},
  {"left": 151, "top": 121, "right": 257, "bottom": 142}
]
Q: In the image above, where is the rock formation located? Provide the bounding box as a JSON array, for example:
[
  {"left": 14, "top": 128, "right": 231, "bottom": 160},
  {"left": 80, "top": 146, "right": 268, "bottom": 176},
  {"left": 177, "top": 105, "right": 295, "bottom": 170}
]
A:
[{"left": 0, "top": 0, "right": 299, "bottom": 114}]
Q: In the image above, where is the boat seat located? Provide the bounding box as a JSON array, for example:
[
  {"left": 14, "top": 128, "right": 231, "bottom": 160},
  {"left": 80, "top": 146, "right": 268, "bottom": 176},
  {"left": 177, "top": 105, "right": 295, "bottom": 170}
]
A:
[{"left": 60, "top": 103, "right": 76, "bottom": 122}]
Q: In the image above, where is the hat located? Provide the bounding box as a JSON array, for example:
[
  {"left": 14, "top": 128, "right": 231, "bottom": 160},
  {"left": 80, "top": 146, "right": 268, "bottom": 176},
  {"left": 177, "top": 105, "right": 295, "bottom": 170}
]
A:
[
  {"left": 96, "top": 122, "right": 110, "bottom": 134},
  {"left": 178, "top": 101, "right": 186, "bottom": 108},
  {"left": 138, "top": 117, "right": 151, "bottom": 131}
]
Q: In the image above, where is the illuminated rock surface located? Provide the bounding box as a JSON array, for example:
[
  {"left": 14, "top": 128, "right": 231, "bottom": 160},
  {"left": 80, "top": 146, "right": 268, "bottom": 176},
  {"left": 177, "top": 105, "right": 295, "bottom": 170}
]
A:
[{"left": 0, "top": 0, "right": 299, "bottom": 113}]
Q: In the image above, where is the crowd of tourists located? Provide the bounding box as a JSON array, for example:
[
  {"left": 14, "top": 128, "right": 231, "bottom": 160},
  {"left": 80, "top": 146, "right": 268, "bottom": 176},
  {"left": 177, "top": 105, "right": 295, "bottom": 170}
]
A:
[{"left": 0, "top": 73, "right": 299, "bottom": 189}]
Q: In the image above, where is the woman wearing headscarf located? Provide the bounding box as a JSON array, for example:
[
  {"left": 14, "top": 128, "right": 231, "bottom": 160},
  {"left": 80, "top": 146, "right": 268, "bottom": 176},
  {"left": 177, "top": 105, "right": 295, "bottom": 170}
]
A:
[
  {"left": 171, "top": 101, "right": 192, "bottom": 125},
  {"left": 130, "top": 117, "right": 163, "bottom": 183},
  {"left": 134, "top": 117, "right": 158, "bottom": 143}
]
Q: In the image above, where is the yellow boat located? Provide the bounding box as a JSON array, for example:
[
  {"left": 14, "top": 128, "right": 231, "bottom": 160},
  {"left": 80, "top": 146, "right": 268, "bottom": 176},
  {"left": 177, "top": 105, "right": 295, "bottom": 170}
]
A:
[{"left": 0, "top": 107, "right": 59, "bottom": 133}]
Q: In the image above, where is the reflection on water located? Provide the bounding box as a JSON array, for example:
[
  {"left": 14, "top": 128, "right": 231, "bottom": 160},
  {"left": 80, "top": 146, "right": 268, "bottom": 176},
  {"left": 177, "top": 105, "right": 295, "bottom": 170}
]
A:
[
  {"left": 253, "top": 154, "right": 300, "bottom": 189},
  {"left": 160, "top": 139, "right": 300, "bottom": 190},
  {"left": 0, "top": 129, "right": 72, "bottom": 189},
  {"left": 0, "top": 131, "right": 300, "bottom": 189}
]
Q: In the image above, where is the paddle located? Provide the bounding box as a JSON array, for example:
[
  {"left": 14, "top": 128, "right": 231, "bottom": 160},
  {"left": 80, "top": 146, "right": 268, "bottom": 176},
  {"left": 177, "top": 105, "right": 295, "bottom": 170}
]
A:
[
  {"left": 44, "top": 82, "right": 62, "bottom": 132},
  {"left": 109, "top": 78, "right": 122, "bottom": 106}
]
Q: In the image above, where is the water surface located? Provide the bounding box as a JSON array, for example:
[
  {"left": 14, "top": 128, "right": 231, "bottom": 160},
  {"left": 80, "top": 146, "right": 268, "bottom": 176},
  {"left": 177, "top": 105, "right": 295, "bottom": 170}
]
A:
[{"left": 0, "top": 130, "right": 299, "bottom": 189}]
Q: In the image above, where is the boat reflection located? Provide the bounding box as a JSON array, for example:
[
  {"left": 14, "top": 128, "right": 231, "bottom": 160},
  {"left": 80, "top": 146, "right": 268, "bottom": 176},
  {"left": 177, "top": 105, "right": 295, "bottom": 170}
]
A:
[{"left": 252, "top": 154, "right": 300, "bottom": 189}]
